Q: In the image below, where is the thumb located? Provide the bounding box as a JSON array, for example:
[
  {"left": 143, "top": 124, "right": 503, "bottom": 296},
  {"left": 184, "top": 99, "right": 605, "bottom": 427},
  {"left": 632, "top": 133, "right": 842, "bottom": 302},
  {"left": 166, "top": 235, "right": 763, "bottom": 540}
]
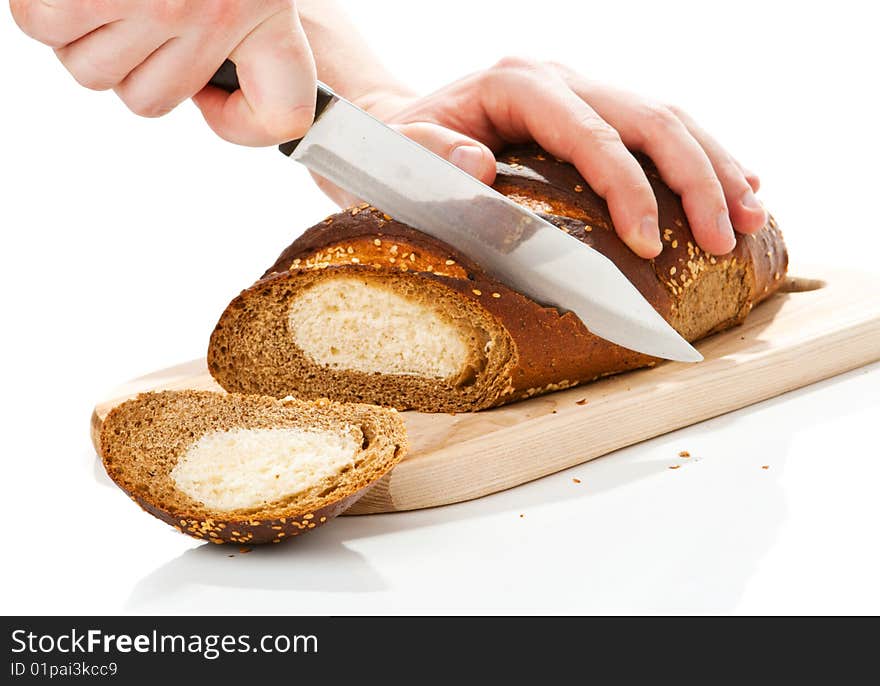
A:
[
  {"left": 311, "top": 121, "right": 498, "bottom": 209},
  {"left": 193, "top": 7, "right": 316, "bottom": 146},
  {"left": 393, "top": 122, "right": 497, "bottom": 186}
]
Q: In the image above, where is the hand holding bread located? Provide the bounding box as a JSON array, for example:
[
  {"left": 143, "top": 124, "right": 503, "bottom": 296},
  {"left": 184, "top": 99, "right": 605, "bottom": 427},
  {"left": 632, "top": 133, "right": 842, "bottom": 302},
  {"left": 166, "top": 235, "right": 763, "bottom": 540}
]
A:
[{"left": 335, "top": 58, "right": 768, "bottom": 259}]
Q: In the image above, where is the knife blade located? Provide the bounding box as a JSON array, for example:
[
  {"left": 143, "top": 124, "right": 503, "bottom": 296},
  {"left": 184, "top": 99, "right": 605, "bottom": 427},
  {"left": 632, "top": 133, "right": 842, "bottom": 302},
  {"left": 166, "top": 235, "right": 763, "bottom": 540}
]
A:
[{"left": 209, "top": 62, "right": 702, "bottom": 362}]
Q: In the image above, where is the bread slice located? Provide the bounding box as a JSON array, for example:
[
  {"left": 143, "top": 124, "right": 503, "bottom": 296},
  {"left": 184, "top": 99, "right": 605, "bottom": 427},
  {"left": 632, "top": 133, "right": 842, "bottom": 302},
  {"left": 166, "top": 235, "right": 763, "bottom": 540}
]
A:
[
  {"left": 100, "top": 390, "right": 407, "bottom": 544},
  {"left": 208, "top": 145, "right": 788, "bottom": 412}
]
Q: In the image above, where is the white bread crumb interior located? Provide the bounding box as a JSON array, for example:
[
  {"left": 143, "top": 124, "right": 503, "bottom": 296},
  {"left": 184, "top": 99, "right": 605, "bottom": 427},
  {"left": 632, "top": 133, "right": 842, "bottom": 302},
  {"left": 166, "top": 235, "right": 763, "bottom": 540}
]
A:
[
  {"left": 288, "top": 277, "right": 470, "bottom": 378},
  {"left": 171, "top": 427, "right": 359, "bottom": 511}
]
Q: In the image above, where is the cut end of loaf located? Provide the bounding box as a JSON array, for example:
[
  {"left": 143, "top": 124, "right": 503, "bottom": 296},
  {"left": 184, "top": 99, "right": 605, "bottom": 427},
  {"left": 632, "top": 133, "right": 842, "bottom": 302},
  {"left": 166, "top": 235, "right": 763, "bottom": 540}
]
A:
[
  {"left": 100, "top": 390, "right": 407, "bottom": 544},
  {"left": 209, "top": 267, "right": 518, "bottom": 412}
]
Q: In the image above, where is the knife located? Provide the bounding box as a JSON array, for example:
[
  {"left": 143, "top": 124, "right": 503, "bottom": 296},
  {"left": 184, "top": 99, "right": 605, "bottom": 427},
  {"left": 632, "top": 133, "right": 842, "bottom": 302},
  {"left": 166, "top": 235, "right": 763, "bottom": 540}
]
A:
[{"left": 209, "top": 60, "right": 702, "bottom": 362}]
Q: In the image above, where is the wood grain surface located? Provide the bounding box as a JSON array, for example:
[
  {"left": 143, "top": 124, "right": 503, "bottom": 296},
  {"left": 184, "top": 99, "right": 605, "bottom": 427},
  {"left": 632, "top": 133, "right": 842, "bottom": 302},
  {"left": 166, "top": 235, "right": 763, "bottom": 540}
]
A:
[{"left": 91, "top": 266, "right": 880, "bottom": 514}]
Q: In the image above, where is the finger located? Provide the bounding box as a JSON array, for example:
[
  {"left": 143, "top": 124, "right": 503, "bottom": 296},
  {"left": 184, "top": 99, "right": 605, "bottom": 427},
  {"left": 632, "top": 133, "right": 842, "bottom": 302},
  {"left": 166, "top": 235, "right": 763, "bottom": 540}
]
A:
[
  {"left": 393, "top": 122, "right": 497, "bottom": 185},
  {"left": 600, "top": 100, "right": 735, "bottom": 254},
  {"left": 114, "top": 1, "right": 258, "bottom": 119},
  {"left": 557, "top": 73, "right": 735, "bottom": 255},
  {"left": 310, "top": 123, "right": 496, "bottom": 211},
  {"left": 309, "top": 171, "right": 359, "bottom": 209},
  {"left": 484, "top": 59, "right": 661, "bottom": 257},
  {"left": 744, "top": 173, "right": 760, "bottom": 194},
  {"left": 114, "top": 36, "right": 208, "bottom": 117},
  {"left": 669, "top": 106, "right": 767, "bottom": 234},
  {"left": 728, "top": 156, "right": 761, "bottom": 193},
  {"left": 733, "top": 159, "right": 760, "bottom": 193},
  {"left": 115, "top": 26, "right": 241, "bottom": 119},
  {"left": 10, "top": 0, "right": 127, "bottom": 48},
  {"left": 54, "top": 19, "right": 168, "bottom": 91},
  {"left": 193, "top": 6, "right": 316, "bottom": 146}
]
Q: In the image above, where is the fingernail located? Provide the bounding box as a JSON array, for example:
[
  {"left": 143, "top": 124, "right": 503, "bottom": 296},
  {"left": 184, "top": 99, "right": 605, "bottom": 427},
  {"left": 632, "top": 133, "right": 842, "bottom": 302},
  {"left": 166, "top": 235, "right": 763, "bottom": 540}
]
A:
[
  {"left": 717, "top": 210, "right": 737, "bottom": 252},
  {"left": 640, "top": 216, "right": 663, "bottom": 254},
  {"left": 741, "top": 188, "right": 763, "bottom": 211},
  {"left": 449, "top": 145, "right": 486, "bottom": 177}
]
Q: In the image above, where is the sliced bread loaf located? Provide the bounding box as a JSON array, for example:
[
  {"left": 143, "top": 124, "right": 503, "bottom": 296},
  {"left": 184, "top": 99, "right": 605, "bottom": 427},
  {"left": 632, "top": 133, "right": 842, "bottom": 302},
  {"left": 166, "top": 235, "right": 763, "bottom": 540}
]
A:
[
  {"left": 208, "top": 145, "right": 788, "bottom": 412},
  {"left": 100, "top": 390, "right": 407, "bottom": 544}
]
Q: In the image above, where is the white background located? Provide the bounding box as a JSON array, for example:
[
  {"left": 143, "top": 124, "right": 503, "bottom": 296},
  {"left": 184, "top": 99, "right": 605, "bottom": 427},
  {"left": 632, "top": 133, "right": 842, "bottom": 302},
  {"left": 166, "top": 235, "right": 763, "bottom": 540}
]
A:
[{"left": 1, "top": 0, "right": 878, "bottom": 614}]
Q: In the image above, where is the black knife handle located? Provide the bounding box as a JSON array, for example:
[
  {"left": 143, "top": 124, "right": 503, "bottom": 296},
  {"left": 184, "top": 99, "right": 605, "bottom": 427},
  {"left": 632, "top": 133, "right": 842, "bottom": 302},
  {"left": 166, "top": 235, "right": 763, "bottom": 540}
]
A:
[{"left": 208, "top": 59, "right": 334, "bottom": 156}]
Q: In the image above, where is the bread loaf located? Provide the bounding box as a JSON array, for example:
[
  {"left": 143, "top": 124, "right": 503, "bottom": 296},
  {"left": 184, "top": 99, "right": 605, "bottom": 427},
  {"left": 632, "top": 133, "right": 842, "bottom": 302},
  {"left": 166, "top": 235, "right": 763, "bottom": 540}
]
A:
[
  {"left": 100, "top": 391, "right": 407, "bottom": 544},
  {"left": 208, "top": 145, "right": 788, "bottom": 412}
]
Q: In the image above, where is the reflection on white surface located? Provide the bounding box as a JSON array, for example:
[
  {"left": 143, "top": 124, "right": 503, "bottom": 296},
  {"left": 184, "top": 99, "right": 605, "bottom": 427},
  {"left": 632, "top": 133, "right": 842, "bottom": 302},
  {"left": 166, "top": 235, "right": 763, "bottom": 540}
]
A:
[{"left": 117, "top": 364, "right": 878, "bottom": 615}]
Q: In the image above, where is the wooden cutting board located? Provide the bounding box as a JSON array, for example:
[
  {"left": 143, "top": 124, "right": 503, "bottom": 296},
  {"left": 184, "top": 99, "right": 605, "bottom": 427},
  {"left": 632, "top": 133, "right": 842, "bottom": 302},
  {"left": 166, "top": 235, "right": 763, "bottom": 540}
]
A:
[{"left": 91, "top": 266, "right": 880, "bottom": 514}]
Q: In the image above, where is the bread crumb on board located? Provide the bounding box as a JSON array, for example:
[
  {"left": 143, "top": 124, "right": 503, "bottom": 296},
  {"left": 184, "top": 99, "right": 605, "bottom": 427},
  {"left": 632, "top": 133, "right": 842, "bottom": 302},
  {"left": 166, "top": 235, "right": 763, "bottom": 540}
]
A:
[
  {"left": 572, "top": 478, "right": 581, "bottom": 484},
  {"left": 762, "top": 465, "right": 770, "bottom": 470},
  {"left": 239, "top": 547, "right": 252, "bottom": 554},
  {"left": 679, "top": 451, "right": 691, "bottom": 458},
  {"left": 575, "top": 398, "right": 588, "bottom": 406},
  {"left": 668, "top": 465, "right": 681, "bottom": 470}
]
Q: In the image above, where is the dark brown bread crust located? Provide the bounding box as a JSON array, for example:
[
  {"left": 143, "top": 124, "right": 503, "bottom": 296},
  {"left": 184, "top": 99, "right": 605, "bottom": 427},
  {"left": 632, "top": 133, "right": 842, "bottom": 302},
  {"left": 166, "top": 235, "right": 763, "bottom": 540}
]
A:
[
  {"left": 100, "top": 391, "right": 407, "bottom": 545},
  {"left": 209, "top": 145, "right": 787, "bottom": 411},
  {"left": 133, "top": 489, "right": 364, "bottom": 547}
]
